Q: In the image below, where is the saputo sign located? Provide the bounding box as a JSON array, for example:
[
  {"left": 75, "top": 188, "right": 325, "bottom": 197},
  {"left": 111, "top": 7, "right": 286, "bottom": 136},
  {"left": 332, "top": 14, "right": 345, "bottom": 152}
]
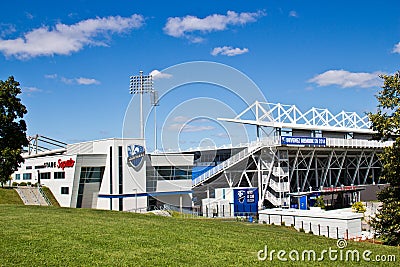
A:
[{"left": 57, "top": 158, "right": 75, "bottom": 170}]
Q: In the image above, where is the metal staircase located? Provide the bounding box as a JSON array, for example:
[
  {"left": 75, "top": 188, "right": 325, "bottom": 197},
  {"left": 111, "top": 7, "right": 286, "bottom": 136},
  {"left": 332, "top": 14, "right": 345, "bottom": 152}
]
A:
[{"left": 192, "top": 137, "right": 279, "bottom": 187}]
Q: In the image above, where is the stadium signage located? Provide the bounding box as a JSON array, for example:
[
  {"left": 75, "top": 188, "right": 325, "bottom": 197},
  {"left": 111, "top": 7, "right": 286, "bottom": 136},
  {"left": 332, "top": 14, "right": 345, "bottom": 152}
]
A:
[
  {"left": 44, "top": 161, "right": 57, "bottom": 168},
  {"left": 127, "top": 144, "right": 145, "bottom": 169},
  {"left": 43, "top": 158, "right": 75, "bottom": 169},
  {"left": 281, "top": 136, "right": 326, "bottom": 146},
  {"left": 234, "top": 188, "right": 258, "bottom": 215},
  {"left": 57, "top": 158, "right": 75, "bottom": 170}
]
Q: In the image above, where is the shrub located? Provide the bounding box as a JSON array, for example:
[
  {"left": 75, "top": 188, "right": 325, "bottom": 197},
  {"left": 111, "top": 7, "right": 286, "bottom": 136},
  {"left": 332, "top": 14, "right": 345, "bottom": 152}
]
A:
[
  {"left": 12, "top": 182, "right": 18, "bottom": 187},
  {"left": 352, "top": 202, "right": 366, "bottom": 213},
  {"left": 314, "top": 196, "right": 326, "bottom": 210},
  {"left": 27, "top": 182, "right": 31, "bottom": 186},
  {"left": 19, "top": 182, "right": 27, "bottom": 186}
]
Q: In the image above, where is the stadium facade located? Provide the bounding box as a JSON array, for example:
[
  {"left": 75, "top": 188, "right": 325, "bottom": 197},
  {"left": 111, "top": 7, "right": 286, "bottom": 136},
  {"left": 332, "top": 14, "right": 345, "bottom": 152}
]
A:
[{"left": 12, "top": 101, "right": 393, "bottom": 215}]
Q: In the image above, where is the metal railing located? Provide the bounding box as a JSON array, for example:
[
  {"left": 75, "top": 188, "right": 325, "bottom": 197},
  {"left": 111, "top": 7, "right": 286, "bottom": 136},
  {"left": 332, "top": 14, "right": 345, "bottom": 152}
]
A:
[
  {"left": 266, "top": 191, "right": 289, "bottom": 206},
  {"left": 38, "top": 187, "right": 52, "bottom": 206},
  {"left": 269, "top": 179, "right": 290, "bottom": 193},
  {"left": 325, "top": 138, "right": 393, "bottom": 148},
  {"left": 192, "top": 137, "right": 279, "bottom": 187}
]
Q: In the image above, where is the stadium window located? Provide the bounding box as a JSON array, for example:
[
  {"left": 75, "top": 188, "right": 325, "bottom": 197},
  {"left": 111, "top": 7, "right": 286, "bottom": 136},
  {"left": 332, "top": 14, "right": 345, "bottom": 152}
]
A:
[
  {"left": 23, "top": 173, "right": 32, "bottom": 180},
  {"left": 61, "top": 187, "right": 69, "bottom": 194},
  {"left": 54, "top": 172, "right": 65, "bottom": 179},
  {"left": 39, "top": 172, "right": 51, "bottom": 180},
  {"left": 15, "top": 174, "right": 20, "bottom": 180}
]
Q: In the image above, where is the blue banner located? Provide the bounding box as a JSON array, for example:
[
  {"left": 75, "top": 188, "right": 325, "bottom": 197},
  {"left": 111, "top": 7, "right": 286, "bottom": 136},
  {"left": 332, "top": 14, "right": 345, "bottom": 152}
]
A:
[
  {"left": 300, "top": 195, "right": 308, "bottom": 210},
  {"left": 281, "top": 136, "right": 326, "bottom": 146},
  {"left": 233, "top": 188, "right": 258, "bottom": 215}
]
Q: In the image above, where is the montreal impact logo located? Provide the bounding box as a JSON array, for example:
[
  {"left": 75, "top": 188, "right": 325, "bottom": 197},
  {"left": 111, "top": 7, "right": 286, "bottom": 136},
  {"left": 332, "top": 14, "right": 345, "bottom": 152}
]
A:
[
  {"left": 237, "top": 190, "right": 246, "bottom": 204},
  {"left": 127, "top": 144, "right": 145, "bottom": 169}
]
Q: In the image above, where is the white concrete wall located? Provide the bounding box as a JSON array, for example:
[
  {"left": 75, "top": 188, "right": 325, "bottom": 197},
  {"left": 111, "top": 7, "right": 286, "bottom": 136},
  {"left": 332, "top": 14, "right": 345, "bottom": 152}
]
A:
[
  {"left": 215, "top": 188, "right": 234, "bottom": 203},
  {"left": 259, "top": 208, "right": 363, "bottom": 239},
  {"left": 202, "top": 198, "right": 233, "bottom": 217},
  {"left": 156, "top": 194, "right": 192, "bottom": 209},
  {"left": 13, "top": 155, "right": 78, "bottom": 207},
  {"left": 95, "top": 138, "right": 147, "bottom": 211},
  {"left": 156, "top": 179, "right": 191, "bottom": 192},
  {"left": 151, "top": 153, "right": 193, "bottom": 166}
]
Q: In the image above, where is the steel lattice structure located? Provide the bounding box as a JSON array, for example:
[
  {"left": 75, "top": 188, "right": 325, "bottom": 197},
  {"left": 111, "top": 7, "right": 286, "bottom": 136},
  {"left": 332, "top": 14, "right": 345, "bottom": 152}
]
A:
[
  {"left": 192, "top": 101, "right": 393, "bottom": 209},
  {"left": 219, "top": 101, "right": 372, "bottom": 134}
]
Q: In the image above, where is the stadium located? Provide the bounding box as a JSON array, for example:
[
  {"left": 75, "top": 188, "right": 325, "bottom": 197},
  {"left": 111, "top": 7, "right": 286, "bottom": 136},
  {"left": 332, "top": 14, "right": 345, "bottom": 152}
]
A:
[{"left": 12, "top": 98, "right": 392, "bottom": 216}]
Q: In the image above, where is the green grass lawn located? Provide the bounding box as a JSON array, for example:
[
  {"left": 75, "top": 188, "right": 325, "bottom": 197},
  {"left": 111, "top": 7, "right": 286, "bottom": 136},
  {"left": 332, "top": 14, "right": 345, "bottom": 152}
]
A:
[
  {"left": 0, "top": 187, "right": 23, "bottom": 205},
  {"left": 41, "top": 186, "right": 60, "bottom": 207},
  {"left": 0, "top": 205, "right": 398, "bottom": 266}
]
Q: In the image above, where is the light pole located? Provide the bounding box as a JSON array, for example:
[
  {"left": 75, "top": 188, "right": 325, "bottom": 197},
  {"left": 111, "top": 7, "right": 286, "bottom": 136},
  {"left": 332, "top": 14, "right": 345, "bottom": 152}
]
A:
[
  {"left": 130, "top": 71, "right": 154, "bottom": 139},
  {"left": 151, "top": 91, "right": 159, "bottom": 152}
]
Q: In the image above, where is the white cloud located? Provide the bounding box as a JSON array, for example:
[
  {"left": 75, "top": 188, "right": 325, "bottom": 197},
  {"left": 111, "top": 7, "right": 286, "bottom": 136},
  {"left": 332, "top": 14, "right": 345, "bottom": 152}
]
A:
[
  {"left": 25, "top": 12, "right": 34, "bottom": 20},
  {"left": 211, "top": 46, "right": 249, "bottom": 56},
  {"left": 61, "top": 77, "right": 74, "bottom": 84},
  {"left": 213, "top": 132, "right": 229, "bottom": 138},
  {"left": 173, "top": 116, "right": 189, "bottom": 122},
  {"left": 23, "top": 86, "right": 42, "bottom": 93},
  {"left": 167, "top": 123, "right": 215, "bottom": 132},
  {"left": 393, "top": 42, "right": 400, "bottom": 54},
  {"left": 60, "top": 76, "right": 100, "bottom": 85},
  {"left": 0, "top": 24, "right": 16, "bottom": 38},
  {"left": 308, "top": 70, "right": 382, "bottom": 88},
  {"left": 289, "top": 11, "right": 298, "bottom": 18},
  {"left": 150, "top": 69, "right": 172, "bottom": 80},
  {"left": 0, "top": 14, "right": 144, "bottom": 59},
  {"left": 44, "top": 74, "right": 57, "bottom": 79},
  {"left": 76, "top": 77, "right": 100, "bottom": 85},
  {"left": 22, "top": 86, "right": 43, "bottom": 97},
  {"left": 163, "top": 10, "right": 265, "bottom": 41}
]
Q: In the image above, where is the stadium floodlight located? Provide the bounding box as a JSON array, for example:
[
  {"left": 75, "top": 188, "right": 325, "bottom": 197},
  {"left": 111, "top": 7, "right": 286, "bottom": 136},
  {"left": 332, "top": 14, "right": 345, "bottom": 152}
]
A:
[{"left": 129, "top": 71, "right": 154, "bottom": 139}]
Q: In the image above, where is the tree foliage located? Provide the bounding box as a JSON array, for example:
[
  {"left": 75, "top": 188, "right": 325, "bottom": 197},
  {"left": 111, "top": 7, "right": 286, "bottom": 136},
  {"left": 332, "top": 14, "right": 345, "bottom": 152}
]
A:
[
  {"left": 368, "top": 71, "right": 400, "bottom": 246},
  {"left": 0, "top": 76, "right": 28, "bottom": 186},
  {"left": 351, "top": 201, "right": 366, "bottom": 213},
  {"left": 313, "top": 196, "right": 326, "bottom": 210}
]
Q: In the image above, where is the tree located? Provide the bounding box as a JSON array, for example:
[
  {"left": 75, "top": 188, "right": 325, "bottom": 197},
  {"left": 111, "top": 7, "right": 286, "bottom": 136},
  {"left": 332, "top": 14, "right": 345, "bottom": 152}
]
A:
[
  {"left": 313, "top": 196, "right": 326, "bottom": 210},
  {"left": 368, "top": 71, "right": 400, "bottom": 246},
  {"left": 0, "top": 76, "right": 28, "bottom": 187},
  {"left": 351, "top": 201, "right": 366, "bottom": 213}
]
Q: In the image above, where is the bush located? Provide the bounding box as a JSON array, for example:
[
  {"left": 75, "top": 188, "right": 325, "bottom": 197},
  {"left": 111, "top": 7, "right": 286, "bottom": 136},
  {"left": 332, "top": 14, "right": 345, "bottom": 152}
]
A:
[
  {"left": 314, "top": 196, "right": 326, "bottom": 210},
  {"left": 352, "top": 202, "right": 366, "bottom": 213},
  {"left": 19, "top": 182, "right": 27, "bottom": 186},
  {"left": 12, "top": 182, "right": 18, "bottom": 187},
  {"left": 27, "top": 182, "right": 31, "bottom": 186}
]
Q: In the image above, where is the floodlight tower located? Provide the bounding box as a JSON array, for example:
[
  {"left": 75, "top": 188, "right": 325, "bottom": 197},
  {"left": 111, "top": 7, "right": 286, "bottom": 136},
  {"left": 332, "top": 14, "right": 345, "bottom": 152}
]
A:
[
  {"left": 151, "top": 91, "right": 159, "bottom": 151},
  {"left": 130, "top": 71, "right": 154, "bottom": 139}
]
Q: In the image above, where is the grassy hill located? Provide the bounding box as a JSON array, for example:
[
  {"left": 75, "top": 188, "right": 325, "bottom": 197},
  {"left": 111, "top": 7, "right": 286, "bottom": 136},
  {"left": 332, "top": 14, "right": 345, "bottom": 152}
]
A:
[
  {"left": 0, "top": 205, "right": 398, "bottom": 266},
  {"left": 41, "top": 186, "right": 60, "bottom": 207},
  {"left": 0, "top": 187, "right": 23, "bottom": 205}
]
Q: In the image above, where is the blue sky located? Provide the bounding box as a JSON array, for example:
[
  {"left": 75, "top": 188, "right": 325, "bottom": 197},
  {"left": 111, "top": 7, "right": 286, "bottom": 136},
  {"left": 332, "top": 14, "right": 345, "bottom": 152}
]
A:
[{"left": 1, "top": 1, "right": 400, "bottom": 149}]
